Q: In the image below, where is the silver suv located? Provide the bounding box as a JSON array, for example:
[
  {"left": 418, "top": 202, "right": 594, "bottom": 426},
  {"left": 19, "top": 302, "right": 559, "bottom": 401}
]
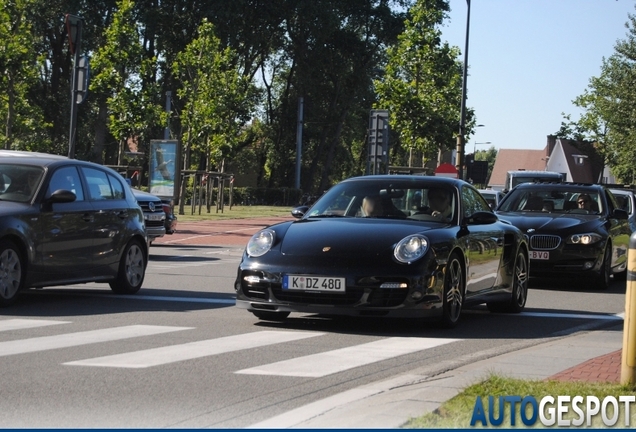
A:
[{"left": 131, "top": 188, "right": 166, "bottom": 243}]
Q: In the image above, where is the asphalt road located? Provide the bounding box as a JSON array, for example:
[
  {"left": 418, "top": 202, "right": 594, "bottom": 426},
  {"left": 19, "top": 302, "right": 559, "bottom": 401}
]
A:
[{"left": 0, "top": 241, "right": 626, "bottom": 428}]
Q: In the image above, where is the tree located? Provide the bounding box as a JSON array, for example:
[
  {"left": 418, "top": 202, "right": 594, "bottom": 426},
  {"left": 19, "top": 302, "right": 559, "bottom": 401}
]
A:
[
  {"left": 172, "top": 19, "right": 258, "bottom": 212},
  {"left": 564, "top": 5, "right": 636, "bottom": 183},
  {"left": 375, "top": 0, "right": 469, "bottom": 166},
  {"left": 0, "top": 0, "right": 48, "bottom": 150},
  {"left": 89, "top": 0, "right": 164, "bottom": 165}
]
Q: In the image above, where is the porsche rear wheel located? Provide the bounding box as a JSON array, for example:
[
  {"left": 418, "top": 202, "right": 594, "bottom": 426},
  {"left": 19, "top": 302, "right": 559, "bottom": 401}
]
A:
[
  {"left": 252, "top": 311, "right": 290, "bottom": 322},
  {"left": 487, "top": 250, "right": 528, "bottom": 313},
  {"left": 440, "top": 254, "right": 464, "bottom": 328},
  {"left": 0, "top": 240, "right": 23, "bottom": 306}
]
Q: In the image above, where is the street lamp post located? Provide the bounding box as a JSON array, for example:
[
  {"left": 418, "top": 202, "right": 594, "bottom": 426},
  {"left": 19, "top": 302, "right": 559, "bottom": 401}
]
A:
[
  {"left": 455, "top": 0, "right": 471, "bottom": 180},
  {"left": 473, "top": 141, "right": 491, "bottom": 155}
]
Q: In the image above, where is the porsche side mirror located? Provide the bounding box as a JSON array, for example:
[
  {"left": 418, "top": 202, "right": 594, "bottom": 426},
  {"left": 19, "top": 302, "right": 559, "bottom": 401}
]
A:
[
  {"left": 291, "top": 206, "right": 309, "bottom": 218},
  {"left": 465, "top": 211, "right": 498, "bottom": 225}
]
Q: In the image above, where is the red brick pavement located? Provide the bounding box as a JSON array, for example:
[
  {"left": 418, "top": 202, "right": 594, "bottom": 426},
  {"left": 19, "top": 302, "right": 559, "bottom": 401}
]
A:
[
  {"left": 152, "top": 216, "right": 294, "bottom": 247},
  {"left": 154, "top": 217, "right": 624, "bottom": 385},
  {"left": 547, "top": 349, "right": 622, "bottom": 384}
]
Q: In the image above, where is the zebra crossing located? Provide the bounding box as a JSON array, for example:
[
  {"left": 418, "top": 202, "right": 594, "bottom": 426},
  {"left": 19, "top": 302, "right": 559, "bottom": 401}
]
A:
[{"left": 0, "top": 318, "right": 459, "bottom": 375}]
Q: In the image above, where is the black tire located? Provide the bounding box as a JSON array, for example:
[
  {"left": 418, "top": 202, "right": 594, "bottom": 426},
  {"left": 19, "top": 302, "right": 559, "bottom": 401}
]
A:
[
  {"left": 487, "top": 250, "right": 528, "bottom": 313},
  {"left": 440, "top": 254, "right": 464, "bottom": 328},
  {"left": 109, "top": 239, "right": 146, "bottom": 294},
  {"left": 594, "top": 246, "right": 612, "bottom": 291},
  {"left": 0, "top": 240, "right": 24, "bottom": 306},
  {"left": 252, "top": 311, "right": 290, "bottom": 322}
]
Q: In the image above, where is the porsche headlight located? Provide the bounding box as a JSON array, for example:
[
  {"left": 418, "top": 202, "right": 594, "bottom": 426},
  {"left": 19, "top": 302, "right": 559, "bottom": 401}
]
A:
[
  {"left": 566, "top": 233, "right": 603, "bottom": 245},
  {"left": 394, "top": 235, "right": 429, "bottom": 264},
  {"left": 247, "top": 229, "right": 275, "bottom": 257}
]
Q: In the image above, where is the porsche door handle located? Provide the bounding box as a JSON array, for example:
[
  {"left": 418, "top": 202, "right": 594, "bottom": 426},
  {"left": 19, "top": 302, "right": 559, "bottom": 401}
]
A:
[{"left": 82, "top": 213, "right": 94, "bottom": 222}]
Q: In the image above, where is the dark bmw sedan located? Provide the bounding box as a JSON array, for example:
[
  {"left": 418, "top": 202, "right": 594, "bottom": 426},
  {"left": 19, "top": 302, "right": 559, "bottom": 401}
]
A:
[
  {"left": 235, "top": 175, "right": 530, "bottom": 328},
  {"left": 0, "top": 150, "right": 148, "bottom": 305},
  {"left": 495, "top": 182, "right": 630, "bottom": 290}
]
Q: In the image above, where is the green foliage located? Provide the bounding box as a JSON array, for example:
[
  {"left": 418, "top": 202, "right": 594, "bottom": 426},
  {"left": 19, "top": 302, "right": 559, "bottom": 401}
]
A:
[
  {"left": 375, "top": 0, "right": 467, "bottom": 163},
  {"left": 0, "top": 0, "right": 49, "bottom": 150},
  {"left": 563, "top": 5, "right": 636, "bottom": 183},
  {"left": 173, "top": 19, "right": 258, "bottom": 170},
  {"left": 405, "top": 375, "right": 636, "bottom": 429}
]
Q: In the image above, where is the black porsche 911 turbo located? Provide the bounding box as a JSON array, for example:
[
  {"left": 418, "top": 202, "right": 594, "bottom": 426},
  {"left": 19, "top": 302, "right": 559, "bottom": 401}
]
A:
[
  {"left": 235, "top": 175, "right": 530, "bottom": 328},
  {"left": 495, "top": 182, "right": 630, "bottom": 290}
]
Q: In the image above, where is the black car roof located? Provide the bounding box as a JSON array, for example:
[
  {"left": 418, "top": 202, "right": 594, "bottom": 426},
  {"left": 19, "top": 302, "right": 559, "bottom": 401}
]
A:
[
  {"left": 0, "top": 150, "right": 114, "bottom": 172},
  {"left": 343, "top": 175, "right": 469, "bottom": 188},
  {"left": 513, "top": 182, "right": 608, "bottom": 191}
]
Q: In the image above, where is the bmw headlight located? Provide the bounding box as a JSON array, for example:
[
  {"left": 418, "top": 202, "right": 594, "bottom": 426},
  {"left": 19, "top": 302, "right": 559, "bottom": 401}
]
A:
[
  {"left": 566, "top": 233, "right": 603, "bottom": 245},
  {"left": 394, "top": 235, "right": 429, "bottom": 264},
  {"left": 247, "top": 229, "right": 275, "bottom": 257}
]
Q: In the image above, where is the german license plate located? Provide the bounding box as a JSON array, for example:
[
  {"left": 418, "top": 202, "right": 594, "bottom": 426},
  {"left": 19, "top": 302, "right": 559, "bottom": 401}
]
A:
[
  {"left": 530, "top": 250, "right": 549, "bottom": 260},
  {"left": 283, "top": 275, "right": 345, "bottom": 293},
  {"left": 146, "top": 213, "right": 165, "bottom": 221}
]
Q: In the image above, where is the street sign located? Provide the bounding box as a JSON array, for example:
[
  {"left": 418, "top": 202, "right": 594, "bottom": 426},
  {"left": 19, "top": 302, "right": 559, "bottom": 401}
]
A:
[
  {"left": 65, "top": 14, "right": 82, "bottom": 55},
  {"left": 368, "top": 109, "right": 389, "bottom": 175}
]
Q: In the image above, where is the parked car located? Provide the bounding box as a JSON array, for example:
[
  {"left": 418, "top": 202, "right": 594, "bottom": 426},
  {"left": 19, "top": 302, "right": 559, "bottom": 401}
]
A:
[
  {"left": 0, "top": 150, "right": 148, "bottom": 305},
  {"left": 161, "top": 199, "right": 178, "bottom": 234},
  {"left": 130, "top": 188, "right": 166, "bottom": 243},
  {"left": 235, "top": 175, "right": 530, "bottom": 328},
  {"left": 495, "top": 182, "right": 630, "bottom": 290},
  {"left": 609, "top": 187, "right": 636, "bottom": 233},
  {"left": 478, "top": 189, "right": 504, "bottom": 210}
]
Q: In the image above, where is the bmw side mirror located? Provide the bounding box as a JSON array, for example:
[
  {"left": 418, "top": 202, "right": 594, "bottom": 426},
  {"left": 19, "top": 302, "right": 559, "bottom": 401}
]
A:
[{"left": 612, "top": 208, "right": 628, "bottom": 220}]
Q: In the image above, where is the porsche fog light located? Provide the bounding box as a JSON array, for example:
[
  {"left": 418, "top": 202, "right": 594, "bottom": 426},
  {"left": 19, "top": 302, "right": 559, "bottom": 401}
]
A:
[
  {"left": 584, "top": 261, "right": 594, "bottom": 270},
  {"left": 411, "top": 291, "right": 423, "bottom": 300},
  {"left": 379, "top": 282, "right": 408, "bottom": 289},
  {"left": 247, "top": 229, "right": 275, "bottom": 257},
  {"left": 394, "top": 235, "right": 428, "bottom": 264},
  {"left": 566, "top": 233, "right": 602, "bottom": 245}
]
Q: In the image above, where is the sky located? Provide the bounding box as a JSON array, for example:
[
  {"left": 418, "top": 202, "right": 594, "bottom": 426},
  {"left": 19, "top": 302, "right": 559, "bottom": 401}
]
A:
[{"left": 440, "top": 0, "right": 636, "bottom": 152}]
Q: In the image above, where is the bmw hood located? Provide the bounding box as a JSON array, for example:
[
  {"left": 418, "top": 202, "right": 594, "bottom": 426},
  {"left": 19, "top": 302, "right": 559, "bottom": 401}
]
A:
[
  {"left": 496, "top": 212, "right": 602, "bottom": 234},
  {"left": 278, "top": 218, "right": 435, "bottom": 257}
]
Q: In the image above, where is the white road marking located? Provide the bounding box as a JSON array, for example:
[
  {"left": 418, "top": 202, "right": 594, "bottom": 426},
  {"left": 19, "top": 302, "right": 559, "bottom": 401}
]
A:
[
  {"left": 247, "top": 374, "right": 424, "bottom": 429},
  {"left": 235, "top": 337, "right": 458, "bottom": 377},
  {"left": 0, "top": 325, "right": 191, "bottom": 357},
  {"left": 64, "top": 330, "right": 324, "bottom": 368},
  {"left": 0, "top": 319, "right": 70, "bottom": 332}
]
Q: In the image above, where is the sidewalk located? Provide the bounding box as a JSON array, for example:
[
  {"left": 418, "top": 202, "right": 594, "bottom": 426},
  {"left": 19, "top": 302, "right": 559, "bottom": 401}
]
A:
[{"left": 153, "top": 218, "right": 625, "bottom": 428}]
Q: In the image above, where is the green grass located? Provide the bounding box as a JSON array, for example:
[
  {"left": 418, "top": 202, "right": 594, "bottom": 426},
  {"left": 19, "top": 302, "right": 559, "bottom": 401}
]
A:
[
  {"left": 404, "top": 375, "right": 636, "bottom": 428},
  {"left": 174, "top": 204, "right": 293, "bottom": 222}
]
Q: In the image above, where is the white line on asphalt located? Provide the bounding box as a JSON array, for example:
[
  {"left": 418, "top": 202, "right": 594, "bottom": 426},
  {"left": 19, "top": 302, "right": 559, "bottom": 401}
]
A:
[
  {"left": 235, "top": 337, "right": 458, "bottom": 377},
  {"left": 0, "top": 319, "right": 70, "bottom": 332},
  {"left": 64, "top": 330, "right": 324, "bottom": 368},
  {"left": 247, "top": 374, "right": 424, "bottom": 429},
  {"left": 0, "top": 325, "right": 192, "bottom": 357}
]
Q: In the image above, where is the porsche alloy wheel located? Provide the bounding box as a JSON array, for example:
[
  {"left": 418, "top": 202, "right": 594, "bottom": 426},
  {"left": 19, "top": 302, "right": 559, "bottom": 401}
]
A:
[
  {"left": 487, "top": 250, "right": 528, "bottom": 313},
  {"left": 440, "top": 254, "right": 464, "bottom": 328}
]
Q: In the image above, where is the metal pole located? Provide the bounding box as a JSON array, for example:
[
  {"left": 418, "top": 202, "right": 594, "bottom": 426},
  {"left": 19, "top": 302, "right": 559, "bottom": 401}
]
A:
[
  {"left": 622, "top": 232, "right": 636, "bottom": 384},
  {"left": 295, "top": 97, "right": 304, "bottom": 190},
  {"left": 67, "top": 19, "right": 82, "bottom": 159},
  {"left": 455, "top": 0, "right": 471, "bottom": 180}
]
